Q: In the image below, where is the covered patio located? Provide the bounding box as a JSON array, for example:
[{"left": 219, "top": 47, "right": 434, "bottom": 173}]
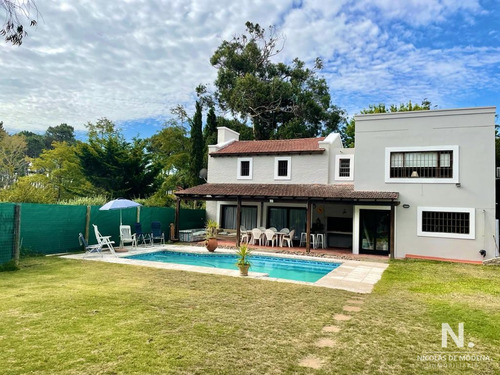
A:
[{"left": 174, "top": 183, "right": 399, "bottom": 257}]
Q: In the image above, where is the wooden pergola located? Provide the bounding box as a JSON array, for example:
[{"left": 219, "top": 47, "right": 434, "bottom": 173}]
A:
[{"left": 174, "top": 183, "right": 399, "bottom": 257}]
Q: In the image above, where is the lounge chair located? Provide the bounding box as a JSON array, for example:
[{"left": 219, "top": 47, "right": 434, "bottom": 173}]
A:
[
  {"left": 151, "top": 221, "right": 165, "bottom": 245},
  {"left": 120, "top": 225, "right": 137, "bottom": 248},
  {"left": 78, "top": 233, "right": 103, "bottom": 257},
  {"left": 134, "top": 222, "right": 152, "bottom": 246},
  {"left": 92, "top": 224, "right": 117, "bottom": 256}
]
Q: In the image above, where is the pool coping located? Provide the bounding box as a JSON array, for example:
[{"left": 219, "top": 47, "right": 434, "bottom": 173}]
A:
[{"left": 62, "top": 245, "right": 388, "bottom": 293}]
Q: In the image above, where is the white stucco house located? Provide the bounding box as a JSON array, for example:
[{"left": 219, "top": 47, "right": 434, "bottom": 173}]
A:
[{"left": 176, "top": 106, "right": 498, "bottom": 262}]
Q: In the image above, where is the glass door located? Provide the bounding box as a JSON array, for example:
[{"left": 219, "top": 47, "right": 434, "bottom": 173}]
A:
[{"left": 359, "top": 209, "right": 390, "bottom": 255}]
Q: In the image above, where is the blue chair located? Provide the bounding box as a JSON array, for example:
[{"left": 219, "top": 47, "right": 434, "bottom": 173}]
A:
[
  {"left": 78, "top": 232, "right": 103, "bottom": 257},
  {"left": 134, "top": 222, "right": 152, "bottom": 246},
  {"left": 151, "top": 221, "right": 165, "bottom": 245}
]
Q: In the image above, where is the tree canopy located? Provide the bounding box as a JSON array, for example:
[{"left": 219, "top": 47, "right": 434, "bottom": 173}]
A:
[
  {"left": 78, "top": 118, "right": 159, "bottom": 199},
  {"left": 1, "top": 0, "right": 38, "bottom": 45},
  {"left": 342, "top": 100, "right": 432, "bottom": 148},
  {"left": 207, "top": 21, "right": 346, "bottom": 140}
]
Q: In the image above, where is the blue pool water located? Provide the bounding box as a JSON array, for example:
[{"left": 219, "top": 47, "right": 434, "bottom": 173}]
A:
[{"left": 126, "top": 251, "right": 340, "bottom": 282}]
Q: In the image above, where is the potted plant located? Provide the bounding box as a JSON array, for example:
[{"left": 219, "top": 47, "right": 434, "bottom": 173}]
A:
[
  {"left": 205, "top": 219, "right": 219, "bottom": 252},
  {"left": 236, "top": 243, "right": 251, "bottom": 276}
]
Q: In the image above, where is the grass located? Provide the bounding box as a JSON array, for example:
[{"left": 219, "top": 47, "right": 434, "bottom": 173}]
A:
[{"left": 0, "top": 257, "right": 499, "bottom": 374}]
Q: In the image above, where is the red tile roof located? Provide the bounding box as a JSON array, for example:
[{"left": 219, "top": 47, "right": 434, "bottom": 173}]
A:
[
  {"left": 210, "top": 137, "right": 326, "bottom": 156},
  {"left": 176, "top": 183, "right": 398, "bottom": 201}
]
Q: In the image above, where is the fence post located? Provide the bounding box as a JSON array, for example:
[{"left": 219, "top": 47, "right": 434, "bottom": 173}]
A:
[
  {"left": 84, "top": 205, "right": 91, "bottom": 242},
  {"left": 13, "top": 204, "right": 21, "bottom": 266}
]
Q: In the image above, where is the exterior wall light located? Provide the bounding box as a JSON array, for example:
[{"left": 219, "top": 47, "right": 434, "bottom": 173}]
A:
[{"left": 402, "top": 204, "right": 410, "bottom": 208}]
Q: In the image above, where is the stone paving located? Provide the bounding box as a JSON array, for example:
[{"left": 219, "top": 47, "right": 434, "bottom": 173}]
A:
[
  {"left": 299, "top": 296, "right": 365, "bottom": 370},
  {"left": 63, "top": 244, "right": 388, "bottom": 293}
]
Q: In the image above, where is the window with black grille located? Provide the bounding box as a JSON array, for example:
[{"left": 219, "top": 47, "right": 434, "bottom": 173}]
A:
[
  {"left": 339, "top": 158, "right": 351, "bottom": 177},
  {"left": 278, "top": 160, "right": 288, "bottom": 177},
  {"left": 421, "top": 211, "right": 470, "bottom": 234},
  {"left": 390, "top": 150, "right": 453, "bottom": 178},
  {"left": 240, "top": 160, "right": 250, "bottom": 176}
]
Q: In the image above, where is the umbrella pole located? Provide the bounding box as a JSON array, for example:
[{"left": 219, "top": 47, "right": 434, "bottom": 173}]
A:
[{"left": 120, "top": 210, "right": 123, "bottom": 226}]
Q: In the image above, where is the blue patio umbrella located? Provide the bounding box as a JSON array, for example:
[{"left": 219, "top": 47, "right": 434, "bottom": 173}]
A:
[{"left": 99, "top": 198, "right": 142, "bottom": 225}]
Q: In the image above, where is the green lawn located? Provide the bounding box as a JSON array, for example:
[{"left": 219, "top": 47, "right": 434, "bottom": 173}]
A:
[{"left": 0, "top": 257, "right": 499, "bottom": 374}]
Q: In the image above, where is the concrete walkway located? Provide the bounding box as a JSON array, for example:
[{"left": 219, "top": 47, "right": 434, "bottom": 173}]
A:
[{"left": 63, "top": 244, "right": 388, "bottom": 293}]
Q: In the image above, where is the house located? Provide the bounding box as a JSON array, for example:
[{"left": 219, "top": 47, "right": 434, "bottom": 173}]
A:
[{"left": 175, "top": 106, "right": 497, "bottom": 262}]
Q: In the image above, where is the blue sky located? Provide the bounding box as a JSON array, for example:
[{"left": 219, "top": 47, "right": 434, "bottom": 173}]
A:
[{"left": 0, "top": 0, "right": 499, "bottom": 141}]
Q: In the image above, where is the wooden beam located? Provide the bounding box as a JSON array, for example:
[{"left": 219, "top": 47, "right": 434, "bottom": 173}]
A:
[
  {"left": 236, "top": 197, "right": 242, "bottom": 247},
  {"left": 390, "top": 205, "right": 395, "bottom": 259},
  {"left": 84, "top": 205, "right": 91, "bottom": 242},
  {"left": 13, "top": 204, "right": 21, "bottom": 266},
  {"left": 174, "top": 198, "right": 181, "bottom": 241},
  {"left": 306, "top": 199, "right": 312, "bottom": 253}
]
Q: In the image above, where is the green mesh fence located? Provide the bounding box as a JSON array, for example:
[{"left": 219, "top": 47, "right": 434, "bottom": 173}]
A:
[
  {"left": 0, "top": 203, "right": 206, "bottom": 261},
  {"left": 20, "top": 203, "right": 87, "bottom": 255},
  {"left": 179, "top": 208, "right": 206, "bottom": 230},
  {"left": 0, "top": 203, "right": 15, "bottom": 263}
]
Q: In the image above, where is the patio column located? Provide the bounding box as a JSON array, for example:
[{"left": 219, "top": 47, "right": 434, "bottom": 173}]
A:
[
  {"left": 236, "top": 196, "right": 242, "bottom": 247},
  {"left": 306, "top": 199, "right": 312, "bottom": 253},
  {"left": 174, "top": 197, "right": 181, "bottom": 241},
  {"left": 390, "top": 204, "right": 395, "bottom": 259}
]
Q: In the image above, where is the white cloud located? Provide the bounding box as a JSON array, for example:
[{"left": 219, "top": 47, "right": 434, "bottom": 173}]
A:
[{"left": 0, "top": 0, "right": 498, "bottom": 135}]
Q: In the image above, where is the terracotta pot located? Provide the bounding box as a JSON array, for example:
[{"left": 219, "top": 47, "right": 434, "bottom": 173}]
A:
[
  {"left": 238, "top": 264, "right": 250, "bottom": 276},
  {"left": 205, "top": 238, "right": 218, "bottom": 252}
]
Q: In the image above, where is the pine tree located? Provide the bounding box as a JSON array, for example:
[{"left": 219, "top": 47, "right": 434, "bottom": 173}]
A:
[
  {"left": 203, "top": 106, "right": 217, "bottom": 167},
  {"left": 190, "top": 101, "right": 204, "bottom": 186}
]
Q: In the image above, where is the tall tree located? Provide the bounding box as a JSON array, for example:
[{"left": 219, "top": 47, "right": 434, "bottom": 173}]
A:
[
  {"left": 78, "top": 118, "right": 158, "bottom": 199},
  {"left": 1, "top": 0, "right": 38, "bottom": 45},
  {"left": 203, "top": 107, "right": 218, "bottom": 167},
  {"left": 0, "top": 133, "right": 27, "bottom": 188},
  {"left": 190, "top": 101, "right": 204, "bottom": 186},
  {"left": 149, "top": 122, "right": 191, "bottom": 204},
  {"left": 31, "top": 141, "right": 96, "bottom": 200},
  {"left": 207, "top": 21, "right": 346, "bottom": 140},
  {"left": 17, "top": 130, "right": 45, "bottom": 158},
  {"left": 342, "top": 100, "right": 432, "bottom": 148},
  {"left": 44, "top": 123, "right": 76, "bottom": 148}
]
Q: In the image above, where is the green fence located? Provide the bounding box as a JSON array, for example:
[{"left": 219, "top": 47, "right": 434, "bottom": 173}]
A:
[
  {"left": 0, "top": 203, "right": 15, "bottom": 263},
  {"left": 0, "top": 203, "right": 205, "bottom": 263}
]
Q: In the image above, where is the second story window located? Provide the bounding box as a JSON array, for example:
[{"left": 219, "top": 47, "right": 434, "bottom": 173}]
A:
[
  {"left": 390, "top": 151, "right": 452, "bottom": 178},
  {"left": 237, "top": 157, "right": 252, "bottom": 180},
  {"left": 335, "top": 154, "right": 354, "bottom": 181},
  {"left": 339, "top": 159, "right": 351, "bottom": 177},
  {"left": 274, "top": 157, "right": 291, "bottom": 180},
  {"left": 385, "top": 146, "right": 459, "bottom": 183}
]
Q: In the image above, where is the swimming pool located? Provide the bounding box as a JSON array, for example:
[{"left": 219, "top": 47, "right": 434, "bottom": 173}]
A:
[{"left": 126, "top": 251, "right": 341, "bottom": 282}]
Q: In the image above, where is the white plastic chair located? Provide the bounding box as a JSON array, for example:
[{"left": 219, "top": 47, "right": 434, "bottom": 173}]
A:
[
  {"left": 264, "top": 229, "right": 277, "bottom": 247},
  {"left": 282, "top": 229, "right": 295, "bottom": 248},
  {"left": 120, "top": 225, "right": 137, "bottom": 248},
  {"left": 252, "top": 228, "right": 263, "bottom": 245},
  {"left": 281, "top": 228, "right": 290, "bottom": 234},
  {"left": 92, "top": 224, "right": 117, "bottom": 256}
]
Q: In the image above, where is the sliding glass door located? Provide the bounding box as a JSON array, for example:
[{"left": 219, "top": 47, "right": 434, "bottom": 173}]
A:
[
  {"left": 268, "top": 207, "right": 306, "bottom": 239},
  {"left": 221, "top": 205, "right": 257, "bottom": 230},
  {"left": 359, "top": 209, "right": 390, "bottom": 255}
]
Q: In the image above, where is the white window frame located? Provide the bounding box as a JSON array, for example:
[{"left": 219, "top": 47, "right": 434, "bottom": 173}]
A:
[
  {"left": 274, "top": 156, "right": 291, "bottom": 180},
  {"left": 237, "top": 157, "right": 253, "bottom": 180},
  {"left": 417, "top": 207, "right": 475, "bottom": 239},
  {"left": 335, "top": 154, "right": 354, "bottom": 181},
  {"left": 385, "top": 145, "right": 459, "bottom": 183}
]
